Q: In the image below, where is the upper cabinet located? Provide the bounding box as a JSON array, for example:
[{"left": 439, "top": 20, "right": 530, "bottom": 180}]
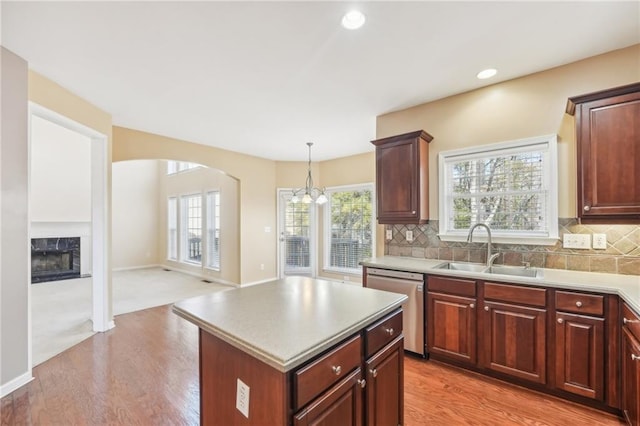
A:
[
  {"left": 567, "top": 82, "right": 640, "bottom": 223},
  {"left": 371, "top": 130, "right": 433, "bottom": 224}
]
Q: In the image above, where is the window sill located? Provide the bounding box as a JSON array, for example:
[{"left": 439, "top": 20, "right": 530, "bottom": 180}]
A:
[{"left": 438, "top": 234, "right": 559, "bottom": 246}]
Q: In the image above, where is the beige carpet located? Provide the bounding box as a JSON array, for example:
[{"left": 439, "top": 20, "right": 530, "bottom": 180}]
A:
[{"left": 31, "top": 267, "right": 232, "bottom": 366}]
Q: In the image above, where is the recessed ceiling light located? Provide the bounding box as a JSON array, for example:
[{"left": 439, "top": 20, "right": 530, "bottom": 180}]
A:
[
  {"left": 341, "top": 10, "right": 366, "bottom": 30},
  {"left": 477, "top": 68, "right": 497, "bottom": 79}
]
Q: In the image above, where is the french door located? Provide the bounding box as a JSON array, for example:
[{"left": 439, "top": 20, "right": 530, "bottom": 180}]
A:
[{"left": 278, "top": 189, "right": 316, "bottom": 278}]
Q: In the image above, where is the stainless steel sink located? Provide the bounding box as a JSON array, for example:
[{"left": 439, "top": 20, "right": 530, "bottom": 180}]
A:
[
  {"left": 434, "top": 262, "right": 488, "bottom": 273},
  {"left": 485, "top": 265, "right": 542, "bottom": 278}
]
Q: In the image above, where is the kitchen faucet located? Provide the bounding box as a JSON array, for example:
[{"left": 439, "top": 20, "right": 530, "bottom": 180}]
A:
[{"left": 467, "top": 223, "right": 500, "bottom": 267}]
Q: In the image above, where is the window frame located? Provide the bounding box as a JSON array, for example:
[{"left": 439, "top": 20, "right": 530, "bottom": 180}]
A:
[
  {"left": 438, "top": 134, "right": 559, "bottom": 245},
  {"left": 167, "top": 160, "right": 201, "bottom": 175},
  {"left": 205, "top": 190, "right": 221, "bottom": 271},
  {"left": 180, "top": 193, "right": 203, "bottom": 266},
  {"left": 167, "top": 197, "right": 178, "bottom": 261},
  {"left": 322, "top": 183, "right": 375, "bottom": 275}
]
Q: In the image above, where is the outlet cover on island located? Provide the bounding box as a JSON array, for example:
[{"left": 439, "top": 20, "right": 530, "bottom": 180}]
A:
[
  {"left": 236, "top": 378, "right": 250, "bottom": 418},
  {"left": 563, "top": 233, "right": 591, "bottom": 249},
  {"left": 593, "top": 233, "right": 607, "bottom": 249},
  {"left": 406, "top": 230, "right": 413, "bottom": 242}
]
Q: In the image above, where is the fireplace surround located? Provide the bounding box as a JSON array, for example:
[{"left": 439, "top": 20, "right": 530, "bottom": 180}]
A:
[{"left": 31, "top": 237, "right": 81, "bottom": 283}]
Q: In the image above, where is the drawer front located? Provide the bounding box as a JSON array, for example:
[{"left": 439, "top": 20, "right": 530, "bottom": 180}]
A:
[
  {"left": 427, "top": 276, "right": 476, "bottom": 297},
  {"left": 294, "top": 334, "right": 362, "bottom": 410},
  {"left": 623, "top": 303, "right": 640, "bottom": 342},
  {"left": 555, "top": 291, "right": 604, "bottom": 316},
  {"left": 484, "top": 282, "right": 546, "bottom": 307},
  {"left": 365, "top": 310, "right": 402, "bottom": 357}
]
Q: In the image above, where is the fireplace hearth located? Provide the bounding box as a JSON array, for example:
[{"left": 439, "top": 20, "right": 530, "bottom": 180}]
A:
[{"left": 31, "top": 237, "right": 81, "bottom": 283}]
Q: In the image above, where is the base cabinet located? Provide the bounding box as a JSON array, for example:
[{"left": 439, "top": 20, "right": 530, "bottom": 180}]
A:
[
  {"left": 365, "top": 337, "right": 404, "bottom": 426},
  {"left": 427, "top": 292, "right": 477, "bottom": 365},
  {"left": 622, "top": 302, "right": 640, "bottom": 426}
]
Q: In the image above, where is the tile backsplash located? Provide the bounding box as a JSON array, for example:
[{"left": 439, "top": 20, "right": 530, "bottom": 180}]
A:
[{"left": 384, "top": 219, "right": 640, "bottom": 276}]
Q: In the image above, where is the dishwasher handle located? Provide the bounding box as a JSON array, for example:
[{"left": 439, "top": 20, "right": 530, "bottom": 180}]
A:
[{"left": 367, "top": 268, "right": 423, "bottom": 282}]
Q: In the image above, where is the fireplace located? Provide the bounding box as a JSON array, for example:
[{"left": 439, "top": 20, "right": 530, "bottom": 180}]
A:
[{"left": 31, "top": 237, "right": 81, "bottom": 283}]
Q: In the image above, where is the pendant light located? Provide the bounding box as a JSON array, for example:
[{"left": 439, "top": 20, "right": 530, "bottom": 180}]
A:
[{"left": 291, "top": 143, "right": 328, "bottom": 205}]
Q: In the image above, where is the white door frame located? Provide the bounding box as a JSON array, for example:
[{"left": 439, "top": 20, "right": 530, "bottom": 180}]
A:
[
  {"left": 28, "top": 103, "right": 112, "bottom": 368},
  {"left": 276, "top": 188, "right": 317, "bottom": 278}
]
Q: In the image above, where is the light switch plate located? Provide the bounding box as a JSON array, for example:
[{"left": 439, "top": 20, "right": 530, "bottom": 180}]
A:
[
  {"left": 406, "top": 230, "right": 414, "bottom": 242},
  {"left": 563, "top": 234, "right": 591, "bottom": 249},
  {"left": 592, "top": 233, "right": 607, "bottom": 249}
]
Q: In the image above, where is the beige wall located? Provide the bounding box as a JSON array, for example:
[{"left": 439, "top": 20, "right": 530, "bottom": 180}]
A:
[
  {"left": 1, "top": 47, "right": 30, "bottom": 392},
  {"left": 112, "top": 126, "right": 276, "bottom": 284},
  {"left": 376, "top": 44, "right": 640, "bottom": 229},
  {"left": 30, "top": 115, "right": 92, "bottom": 222},
  {"left": 160, "top": 162, "right": 240, "bottom": 284},
  {"left": 112, "top": 160, "right": 161, "bottom": 270}
]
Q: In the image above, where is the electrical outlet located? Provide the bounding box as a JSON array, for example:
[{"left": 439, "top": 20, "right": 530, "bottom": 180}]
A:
[
  {"left": 563, "top": 234, "right": 591, "bottom": 249},
  {"left": 406, "top": 230, "right": 413, "bottom": 242},
  {"left": 386, "top": 229, "right": 393, "bottom": 240},
  {"left": 593, "top": 233, "right": 607, "bottom": 249},
  {"left": 236, "top": 378, "right": 250, "bottom": 418}
]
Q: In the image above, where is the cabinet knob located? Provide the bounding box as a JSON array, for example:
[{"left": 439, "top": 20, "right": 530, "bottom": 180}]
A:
[
  {"left": 411, "top": 211, "right": 416, "bottom": 215},
  {"left": 357, "top": 378, "right": 366, "bottom": 388},
  {"left": 575, "top": 301, "right": 583, "bottom": 308},
  {"left": 583, "top": 205, "right": 591, "bottom": 212},
  {"left": 384, "top": 327, "right": 394, "bottom": 336},
  {"left": 332, "top": 365, "right": 342, "bottom": 375},
  {"left": 557, "top": 318, "right": 564, "bottom": 324},
  {"left": 470, "top": 303, "right": 475, "bottom": 309},
  {"left": 632, "top": 354, "right": 640, "bottom": 362},
  {"left": 369, "top": 368, "right": 378, "bottom": 378},
  {"left": 484, "top": 306, "right": 489, "bottom": 312}
]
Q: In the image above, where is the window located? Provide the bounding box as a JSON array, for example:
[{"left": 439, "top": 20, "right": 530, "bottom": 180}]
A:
[
  {"left": 167, "top": 160, "right": 200, "bottom": 175},
  {"left": 167, "top": 197, "right": 178, "bottom": 260},
  {"left": 206, "top": 191, "right": 221, "bottom": 270},
  {"left": 324, "top": 185, "right": 374, "bottom": 273},
  {"left": 181, "top": 194, "right": 202, "bottom": 264},
  {"left": 439, "top": 134, "right": 558, "bottom": 244}
]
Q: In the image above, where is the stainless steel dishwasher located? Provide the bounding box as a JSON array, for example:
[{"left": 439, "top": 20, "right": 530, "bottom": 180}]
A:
[{"left": 366, "top": 267, "right": 425, "bottom": 357}]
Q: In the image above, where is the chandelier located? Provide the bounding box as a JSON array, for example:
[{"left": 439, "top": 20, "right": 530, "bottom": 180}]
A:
[{"left": 291, "top": 142, "right": 328, "bottom": 205}]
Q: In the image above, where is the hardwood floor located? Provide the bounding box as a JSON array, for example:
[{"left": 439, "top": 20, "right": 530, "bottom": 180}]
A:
[{"left": 1, "top": 305, "right": 626, "bottom": 425}]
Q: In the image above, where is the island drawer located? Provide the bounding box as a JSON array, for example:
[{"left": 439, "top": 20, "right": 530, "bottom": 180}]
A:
[
  {"left": 623, "top": 302, "right": 640, "bottom": 341},
  {"left": 555, "top": 291, "right": 604, "bottom": 316},
  {"left": 365, "top": 309, "right": 402, "bottom": 357},
  {"left": 294, "top": 334, "right": 362, "bottom": 410}
]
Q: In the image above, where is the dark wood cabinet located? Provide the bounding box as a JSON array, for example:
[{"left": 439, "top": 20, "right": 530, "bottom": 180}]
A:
[
  {"left": 294, "top": 368, "right": 364, "bottom": 426},
  {"left": 567, "top": 82, "right": 640, "bottom": 223},
  {"left": 554, "top": 312, "right": 604, "bottom": 400},
  {"left": 481, "top": 282, "right": 547, "bottom": 384},
  {"left": 622, "top": 303, "right": 640, "bottom": 426},
  {"left": 553, "top": 291, "right": 605, "bottom": 401},
  {"left": 371, "top": 130, "right": 433, "bottom": 224},
  {"left": 427, "top": 276, "right": 477, "bottom": 366},
  {"left": 364, "top": 337, "right": 404, "bottom": 426}
]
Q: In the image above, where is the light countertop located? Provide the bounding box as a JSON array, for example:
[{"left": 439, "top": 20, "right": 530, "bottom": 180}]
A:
[
  {"left": 362, "top": 256, "right": 640, "bottom": 314},
  {"left": 172, "top": 276, "right": 407, "bottom": 373}
]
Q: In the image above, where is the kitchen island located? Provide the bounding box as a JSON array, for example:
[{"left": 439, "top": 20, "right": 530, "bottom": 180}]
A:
[{"left": 172, "top": 276, "right": 407, "bottom": 425}]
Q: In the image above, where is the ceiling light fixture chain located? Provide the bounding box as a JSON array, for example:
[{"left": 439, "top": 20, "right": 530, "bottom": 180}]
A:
[{"left": 291, "top": 142, "right": 328, "bottom": 205}]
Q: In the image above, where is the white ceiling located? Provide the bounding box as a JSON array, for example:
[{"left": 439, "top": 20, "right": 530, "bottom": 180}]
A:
[{"left": 2, "top": 1, "right": 639, "bottom": 161}]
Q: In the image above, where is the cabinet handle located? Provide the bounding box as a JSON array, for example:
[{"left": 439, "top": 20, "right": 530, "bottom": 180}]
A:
[
  {"left": 624, "top": 318, "right": 639, "bottom": 325},
  {"left": 557, "top": 318, "right": 564, "bottom": 324},
  {"left": 632, "top": 354, "right": 640, "bottom": 362},
  {"left": 384, "top": 327, "right": 394, "bottom": 335},
  {"left": 470, "top": 303, "right": 475, "bottom": 309},
  {"left": 357, "top": 378, "right": 366, "bottom": 388},
  {"left": 575, "top": 301, "right": 583, "bottom": 308},
  {"left": 332, "top": 365, "right": 342, "bottom": 375},
  {"left": 369, "top": 368, "right": 378, "bottom": 378},
  {"left": 583, "top": 205, "right": 591, "bottom": 212},
  {"left": 484, "top": 306, "right": 489, "bottom": 312}
]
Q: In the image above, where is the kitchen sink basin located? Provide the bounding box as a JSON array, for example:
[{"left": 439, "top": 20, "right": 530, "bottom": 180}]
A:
[
  {"left": 434, "top": 262, "right": 487, "bottom": 273},
  {"left": 485, "top": 265, "right": 542, "bottom": 278}
]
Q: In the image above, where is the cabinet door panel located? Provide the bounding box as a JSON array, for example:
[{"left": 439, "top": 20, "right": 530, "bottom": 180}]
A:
[
  {"left": 482, "top": 301, "right": 546, "bottom": 384},
  {"left": 365, "top": 337, "right": 403, "bottom": 426},
  {"left": 555, "top": 313, "right": 604, "bottom": 400},
  {"left": 427, "top": 292, "right": 476, "bottom": 365},
  {"left": 622, "top": 327, "right": 640, "bottom": 426},
  {"left": 294, "top": 368, "right": 363, "bottom": 426}
]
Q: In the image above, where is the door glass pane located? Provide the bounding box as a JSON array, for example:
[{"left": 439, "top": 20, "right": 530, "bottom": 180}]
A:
[{"left": 282, "top": 194, "right": 312, "bottom": 276}]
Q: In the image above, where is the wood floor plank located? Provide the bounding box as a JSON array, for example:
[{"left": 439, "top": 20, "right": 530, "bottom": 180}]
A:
[{"left": 1, "top": 304, "right": 626, "bottom": 425}]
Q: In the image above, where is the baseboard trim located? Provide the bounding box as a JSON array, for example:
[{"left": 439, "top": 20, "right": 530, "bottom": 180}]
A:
[
  {"left": 240, "top": 276, "right": 278, "bottom": 287},
  {"left": 160, "top": 264, "right": 239, "bottom": 288},
  {"left": 1, "top": 371, "right": 33, "bottom": 398},
  {"left": 112, "top": 264, "right": 161, "bottom": 272}
]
